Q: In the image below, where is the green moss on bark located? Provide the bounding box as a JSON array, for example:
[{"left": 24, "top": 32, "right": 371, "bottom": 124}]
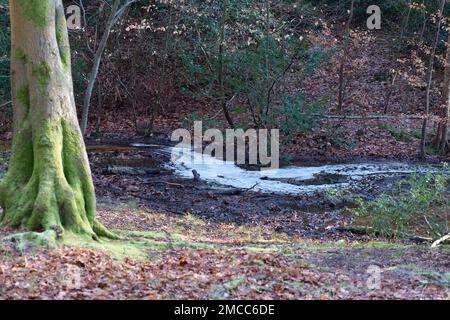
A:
[
  {"left": 17, "top": 0, "right": 51, "bottom": 27},
  {"left": 56, "top": 17, "right": 71, "bottom": 72},
  {"left": 16, "top": 85, "right": 30, "bottom": 108},
  {"left": 14, "top": 48, "right": 28, "bottom": 64},
  {"left": 0, "top": 118, "right": 115, "bottom": 240},
  {"left": 32, "top": 62, "right": 51, "bottom": 87}
]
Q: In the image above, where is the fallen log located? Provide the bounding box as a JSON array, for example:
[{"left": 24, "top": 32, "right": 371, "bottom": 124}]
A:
[
  {"left": 210, "top": 188, "right": 246, "bottom": 196},
  {"left": 207, "top": 183, "right": 260, "bottom": 196},
  {"left": 336, "top": 225, "right": 433, "bottom": 243},
  {"left": 300, "top": 113, "right": 448, "bottom": 123},
  {"left": 103, "top": 165, "right": 167, "bottom": 175}
]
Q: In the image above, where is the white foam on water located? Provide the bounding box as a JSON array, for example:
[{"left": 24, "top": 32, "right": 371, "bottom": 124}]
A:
[{"left": 164, "top": 147, "right": 423, "bottom": 194}]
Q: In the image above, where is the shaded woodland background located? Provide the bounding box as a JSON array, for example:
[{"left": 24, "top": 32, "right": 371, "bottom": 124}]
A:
[{"left": 0, "top": 0, "right": 449, "bottom": 158}]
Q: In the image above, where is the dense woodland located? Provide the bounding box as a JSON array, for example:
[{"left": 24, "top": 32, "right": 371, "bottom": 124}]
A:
[
  {"left": 0, "top": 0, "right": 449, "bottom": 301},
  {"left": 0, "top": 0, "right": 449, "bottom": 156}
]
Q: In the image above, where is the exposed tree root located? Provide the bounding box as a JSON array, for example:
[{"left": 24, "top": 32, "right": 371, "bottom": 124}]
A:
[{"left": 0, "top": 119, "right": 116, "bottom": 240}]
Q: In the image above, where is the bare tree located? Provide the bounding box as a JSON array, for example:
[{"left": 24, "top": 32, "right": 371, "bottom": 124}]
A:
[
  {"left": 337, "top": 0, "right": 355, "bottom": 112},
  {"left": 433, "top": 32, "right": 450, "bottom": 153},
  {"left": 218, "top": 0, "right": 235, "bottom": 128},
  {"left": 80, "top": 0, "right": 138, "bottom": 136},
  {"left": 383, "top": 0, "right": 412, "bottom": 114},
  {"left": 420, "top": 0, "right": 446, "bottom": 158}
]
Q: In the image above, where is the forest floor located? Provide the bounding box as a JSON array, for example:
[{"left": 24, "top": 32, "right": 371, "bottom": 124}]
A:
[{"left": 0, "top": 196, "right": 449, "bottom": 300}]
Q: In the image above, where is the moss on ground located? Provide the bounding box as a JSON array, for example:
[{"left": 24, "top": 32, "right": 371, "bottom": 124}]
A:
[
  {"left": 59, "top": 227, "right": 417, "bottom": 262},
  {"left": 2, "top": 230, "right": 57, "bottom": 251},
  {"left": 61, "top": 232, "right": 151, "bottom": 260}
]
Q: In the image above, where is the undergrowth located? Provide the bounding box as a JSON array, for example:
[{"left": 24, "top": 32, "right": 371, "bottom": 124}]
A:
[{"left": 352, "top": 167, "right": 450, "bottom": 239}]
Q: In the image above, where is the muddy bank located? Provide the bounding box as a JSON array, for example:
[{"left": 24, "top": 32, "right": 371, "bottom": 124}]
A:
[
  {"left": 0, "top": 140, "right": 446, "bottom": 242},
  {"left": 88, "top": 143, "right": 443, "bottom": 242}
]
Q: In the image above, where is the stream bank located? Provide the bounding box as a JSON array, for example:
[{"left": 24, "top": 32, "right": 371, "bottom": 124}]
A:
[
  {"left": 0, "top": 140, "right": 447, "bottom": 242},
  {"left": 83, "top": 142, "right": 447, "bottom": 242},
  {"left": 1, "top": 141, "right": 449, "bottom": 299}
]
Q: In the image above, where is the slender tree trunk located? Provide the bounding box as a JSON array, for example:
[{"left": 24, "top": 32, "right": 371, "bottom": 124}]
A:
[
  {"left": 434, "top": 32, "right": 450, "bottom": 153},
  {"left": 420, "top": 0, "right": 446, "bottom": 158},
  {"left": 264, "top": 0, "right": 270, "bottom": 119},
  {"left": 218, "top": 0, "right": 234, "bottom": 128},
  {"left": 0, "top": 0, "right": 113, "bottom": 239},
  {"left": 81, "top": 0, "right": 120, "bottom": 136},
  {"left": 337, "top": 0, "right": 354, "bottom": 112},
  {"left": 383, "top": 0, "right": 412, "bottom": 114},
  {"left": 95, "top": 82, "right": 103, "bottom": 134},
  {"left": 418, "top": 0, "right": 427, "bottom": 43},
  {"left": 148, "top": 3, "right": 174, "bottom": 134}
]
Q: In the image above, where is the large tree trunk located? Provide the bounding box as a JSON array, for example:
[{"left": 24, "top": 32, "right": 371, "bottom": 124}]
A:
[{"left": 0, "top": 0, "right": 113, "bottom": 240}]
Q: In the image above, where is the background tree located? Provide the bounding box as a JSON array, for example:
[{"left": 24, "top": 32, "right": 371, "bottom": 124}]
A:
[
  {"left": 420, "top": 0, "right": 446, "bottom": 157},
  {"left": 337, "top": 0, "right": 355, "bottom": 112},
  {"left": 0, "top": 0, "right": 113, "bottom": 240},
  {"left": 80, "top": 0, "right": 138, "bottom": 136},
  {"left": 433, "top": 31, "right": 450, "bottom": 153}
]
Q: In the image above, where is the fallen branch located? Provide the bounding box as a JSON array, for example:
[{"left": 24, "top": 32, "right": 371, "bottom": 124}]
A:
[
  {"left": 103, "top": 166, "right": 165, "bottom": 176},
  {"left": 301, "top": 113, "right": 444, "bottom": 121},
  {"left": 244, "top": 183, "right": 259, "bottom": 192},
  {"left": 431, "top": 233, "right": 450, "bottom": 248},
  {"left": 144, "top": 180, "right": 184, "bottom": 187},
  {"left": 210, "top": 183, "right": 259, "bottom": 196}
]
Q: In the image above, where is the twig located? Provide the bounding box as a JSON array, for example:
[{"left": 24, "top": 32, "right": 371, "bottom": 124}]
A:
[
  {"left": 243, "top": 183, "right": 259, "bottom": 192},
  {"left": 423, "top": 215, "right": 436, "bottom": 235},
  {"left": 144, "top": 180, "right": 184, "bottom": 187},
  {"left": 211, "top": 94, "right": 237, "bottom": 120},
  {"left": 0, "top": 101, "right": 11, "bottom": 109}
]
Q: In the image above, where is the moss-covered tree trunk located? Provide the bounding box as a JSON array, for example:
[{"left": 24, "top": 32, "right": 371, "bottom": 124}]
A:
[{"left": 0, "top": 0, "right": 113, "bottom": 240}]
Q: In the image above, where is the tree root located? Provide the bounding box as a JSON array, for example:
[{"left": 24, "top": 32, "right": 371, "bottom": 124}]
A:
[{"left": 0, "top": 119, "right": 115, "bottom": 241}]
